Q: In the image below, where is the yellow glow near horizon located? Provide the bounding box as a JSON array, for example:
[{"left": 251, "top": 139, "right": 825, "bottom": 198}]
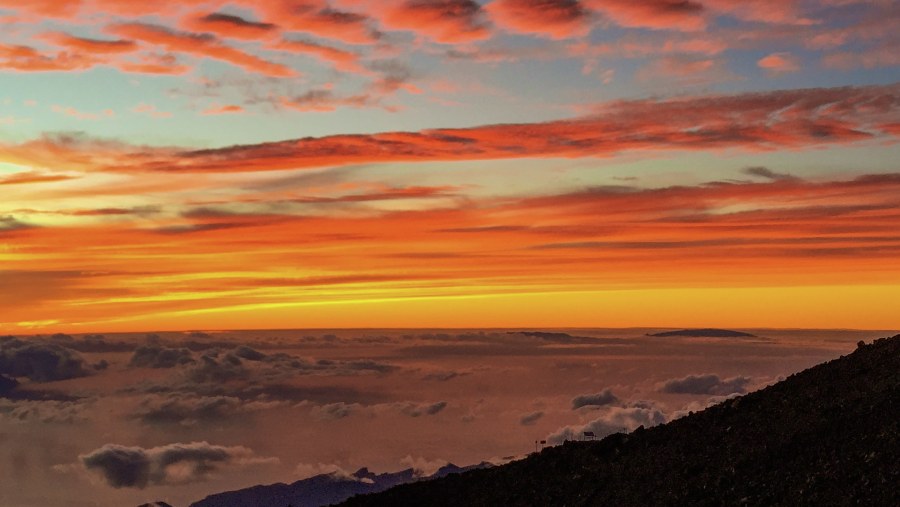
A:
[{"left": 8, "top": 285, "right": 897, "bottom": 334}]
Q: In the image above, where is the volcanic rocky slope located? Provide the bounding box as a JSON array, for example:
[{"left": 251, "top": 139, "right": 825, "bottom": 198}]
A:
[{"left": 340, "top": 335, "right": 899, "bottom": 506}]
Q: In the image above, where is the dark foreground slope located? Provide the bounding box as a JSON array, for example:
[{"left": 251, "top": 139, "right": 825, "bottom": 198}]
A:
[{"left": 341, "top": 335, "right": 900, "bottom": 507}]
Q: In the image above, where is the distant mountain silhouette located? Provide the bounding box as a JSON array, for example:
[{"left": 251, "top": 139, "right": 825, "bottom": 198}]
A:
[
  {"left": 648, "top": 328, "right": 757, "bottom": 338},
  {"left": 189, "top": 462, "right": 490, "bottom": 507},
  {"left": 137, "top": 503, "right": 174, "bottom": 507},
  {"left": 340, "top": 334, "right": 899, "bottom": 506},
  {"left": 512, "top": 331, "right": 628, "bottom": 344}
]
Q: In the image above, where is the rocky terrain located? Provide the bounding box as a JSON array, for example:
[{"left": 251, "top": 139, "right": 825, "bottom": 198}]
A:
[{"left": 340, "top": 334, "right": 899, "bottom": 506}]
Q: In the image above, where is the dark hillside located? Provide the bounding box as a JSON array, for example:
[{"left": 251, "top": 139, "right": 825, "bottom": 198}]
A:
[{"left": 340, "top": 335, "right": 900, "bottom": 506}]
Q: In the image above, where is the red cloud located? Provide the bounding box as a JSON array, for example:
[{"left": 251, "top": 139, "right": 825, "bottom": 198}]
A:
[
  {"left": 109, "top": 22, "right": 296, "bottom": 77},
  {"left": 488, "top": 0, "right": 593, "bottom": 39}
]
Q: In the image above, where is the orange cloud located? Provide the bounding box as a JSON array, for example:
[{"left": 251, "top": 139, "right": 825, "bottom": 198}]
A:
[
  {"left": 0, "top": 0, "right": 80, "bottom": 18},
  {"left": 279, "top": 90, "right": 374, "bottom": 112},
  {"left": 202, "top": 105, "right": 245, "bottom": 115},
  {"left": 184, "top": 12, "right": 278, "bottom": 40},
  {"left": 3, "top": 171, "right": 899, "bottom": 331},
  {"left": 131, "top": 103, "right": 173, "bottom": 119},
  {"left": 379, "top": 0, "right": 490, "bottom": 44},
  {"left": 0, "top": 86, "right": 887, "bottom": 176},
  {"left": 488, "top": 0, "right": 592, "bottom": 39},
  {"left": 256, "top": 1, "right": 380, "bottom": 45},
  {"left": 0, "top": 43, "right": 96, "bottom": 72},
  {"left": 51, "top": 105, "right": 116, "bottom": 120},
  {"left": 42, "top": 32, "right": 138, "bottom": 54},
  {"left": 118, "top": 53, "right": 191, "bottom": 75},
  {"left": 8, "top": 83, "right": 890, "bottom": 174},
  {"left": 0, "top": 171, "right": 76, "bottom": 185},
  {"left": 109, "top": 22, "right": 296, "bottom": 77},
  {"left": 272, "top": 38, "right": 366, "bottom": 73}
]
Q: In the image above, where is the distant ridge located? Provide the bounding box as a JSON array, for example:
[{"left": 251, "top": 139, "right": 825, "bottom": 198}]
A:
[
  {"left": 189, "top": 462, "right": 490, "bottom": 507},
  {"left": 340, "top": 334, "right": 900, "bottom": 506},
  {"left": 647, "top": 328, "right": 757, "bottom": 338}
]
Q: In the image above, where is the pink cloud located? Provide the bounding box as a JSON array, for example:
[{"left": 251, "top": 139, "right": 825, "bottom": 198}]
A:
[
  {"left": 703, "top": 0, "right": 817, "bottom": 25},
  {"left": 758, "top": 52, "right": 800, "bottom": 74},
  {"left": 823, "top": 45, "right": 900, "bottom": 70},
  {"left": 584, "top": 0, "right": 706, "bottom": 31},
  {"left": 635, "top": 55, "right": 734, "bottom": 86}
]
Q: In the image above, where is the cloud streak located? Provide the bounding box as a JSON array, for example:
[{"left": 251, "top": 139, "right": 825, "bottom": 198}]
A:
[{"left": 2, "top": 84, "right": 896, "bottom": 176}]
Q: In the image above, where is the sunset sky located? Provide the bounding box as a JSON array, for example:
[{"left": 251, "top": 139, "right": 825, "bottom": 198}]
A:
[{"left": 2, "top": 0, "right": 900, "bottom": 332}]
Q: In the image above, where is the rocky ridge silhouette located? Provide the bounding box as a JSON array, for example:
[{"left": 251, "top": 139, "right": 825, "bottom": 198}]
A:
[
  {"left": 339, "top": 334, "right": 899, "bottom": 506},
  {"left": 188, "top": 462, "right": 490, "bottom": 507}
]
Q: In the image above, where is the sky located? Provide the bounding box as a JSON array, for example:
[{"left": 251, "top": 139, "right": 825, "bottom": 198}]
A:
[{"left": 1, "top": 0, "right": 900, "bottom": 333}]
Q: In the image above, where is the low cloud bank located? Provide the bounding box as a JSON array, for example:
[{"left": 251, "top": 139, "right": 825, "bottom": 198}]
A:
[
  {"left": 548, "top": 405, "right": 667, "bottom": 445},
  {"left": 80, "top": 441, "right": 277, "bottom": 488},
  {"left": 660, "top": 374, "right": 751, "bottom": 395},
  {"left": 572, "top": 389, "right": 618, "bottom": 409},
  {"left": 0, "top": 339, "right": 90, "bottom": 382}
]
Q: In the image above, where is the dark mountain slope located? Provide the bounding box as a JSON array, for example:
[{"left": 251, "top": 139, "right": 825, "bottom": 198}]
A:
[{"left": 340, "top": 335, "right": 900, "bottom": 507}]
